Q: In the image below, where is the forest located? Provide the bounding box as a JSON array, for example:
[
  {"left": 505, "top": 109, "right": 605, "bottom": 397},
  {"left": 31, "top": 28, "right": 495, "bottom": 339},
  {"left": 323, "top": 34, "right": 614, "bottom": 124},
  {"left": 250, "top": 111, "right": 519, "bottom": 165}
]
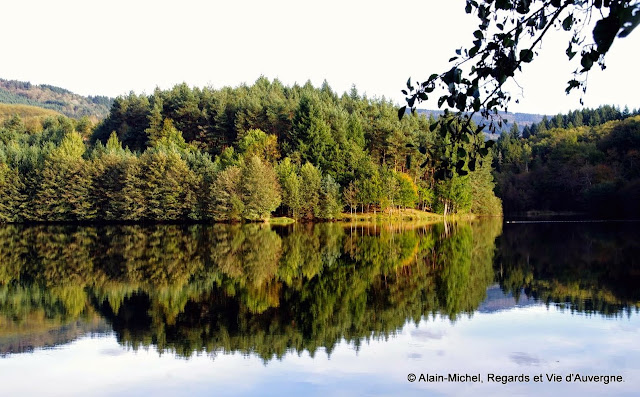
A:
[
  {"left": 0, "top": 78, "right": 502, "bottom": 223},
  {"left": 494, "top": 107, "right": 640, "bottom": 216}
]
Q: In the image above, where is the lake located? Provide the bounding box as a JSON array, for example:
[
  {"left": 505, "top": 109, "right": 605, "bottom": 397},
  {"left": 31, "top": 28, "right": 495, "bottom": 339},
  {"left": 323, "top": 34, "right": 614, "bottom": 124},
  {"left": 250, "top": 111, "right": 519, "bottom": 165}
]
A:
[{"left": 0, "top": 220, "right": 638, "bottom": 396}]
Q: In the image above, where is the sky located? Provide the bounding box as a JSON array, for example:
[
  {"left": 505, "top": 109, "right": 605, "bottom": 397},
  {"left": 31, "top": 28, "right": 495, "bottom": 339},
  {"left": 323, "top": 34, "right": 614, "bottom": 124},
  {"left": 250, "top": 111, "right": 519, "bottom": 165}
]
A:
[{"left": 2, "top": 0, "right": 639, "bottom": 115}]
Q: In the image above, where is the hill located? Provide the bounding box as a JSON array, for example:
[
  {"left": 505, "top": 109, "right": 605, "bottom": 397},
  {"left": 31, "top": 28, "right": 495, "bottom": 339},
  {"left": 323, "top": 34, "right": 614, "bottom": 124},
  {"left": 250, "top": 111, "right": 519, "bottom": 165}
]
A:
[
  {"left": 0, "top": 103, "right": 63, "bottom": 132},
  {"left": 0, "top": 79, "right": 113, "bottom": 119},
  {"left": 415, "top": 108, "right": 546, "bottom": 133}
]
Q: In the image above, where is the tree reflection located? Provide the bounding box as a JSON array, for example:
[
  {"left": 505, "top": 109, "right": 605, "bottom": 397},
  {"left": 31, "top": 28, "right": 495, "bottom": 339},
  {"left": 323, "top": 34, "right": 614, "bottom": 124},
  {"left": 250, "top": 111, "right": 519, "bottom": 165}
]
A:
[
  {"left": 496, "top": 222, "right": 640, "bottom": 316},
  {"left": 1, "top": 219, "right": 637, "bottom": 360}
]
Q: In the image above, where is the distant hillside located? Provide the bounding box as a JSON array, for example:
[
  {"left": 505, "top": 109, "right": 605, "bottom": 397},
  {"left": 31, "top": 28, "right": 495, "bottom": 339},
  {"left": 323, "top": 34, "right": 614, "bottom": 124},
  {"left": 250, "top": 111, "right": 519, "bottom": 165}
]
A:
[
  {"left": 0, "top": 103, "right": 63, "bottom": 132},
  {"left": 415, "top": 108, "right": 546, "bottom": 133},
  {"left": 0, "top": 79, "right": 113, "bottom": 119}
]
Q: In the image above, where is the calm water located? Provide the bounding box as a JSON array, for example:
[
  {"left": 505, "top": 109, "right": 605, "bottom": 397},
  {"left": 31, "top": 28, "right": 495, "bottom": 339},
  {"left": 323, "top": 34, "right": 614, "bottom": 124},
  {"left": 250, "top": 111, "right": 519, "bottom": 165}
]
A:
[{"left": 0, "top": 220, "right": 638, "bottom": 396}]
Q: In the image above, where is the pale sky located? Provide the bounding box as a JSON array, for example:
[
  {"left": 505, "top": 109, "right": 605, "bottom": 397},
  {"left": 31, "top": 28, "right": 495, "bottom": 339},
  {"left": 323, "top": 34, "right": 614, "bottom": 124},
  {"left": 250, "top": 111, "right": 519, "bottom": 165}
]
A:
[{"left": 2, "top": 0, "right": 638, "bottom": 115}]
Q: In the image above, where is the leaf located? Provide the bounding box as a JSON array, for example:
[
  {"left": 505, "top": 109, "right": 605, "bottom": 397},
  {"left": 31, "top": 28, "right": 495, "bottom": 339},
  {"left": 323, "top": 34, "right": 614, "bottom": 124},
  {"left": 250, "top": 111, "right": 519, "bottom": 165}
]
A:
[
  {"left": 398, "top": 106, "right": 406, "bottom": 121},
  {"left": 430, "top": 122, "right": 439, "bottom": 132},
  {"left": 580, "top": 53, "right": 594, "bottom": 71},
  {"left": 562, "top": 15, "right": 573, "bottom": 31},
  {"left": 565, "top": 43, "right": 577, "bottom": 60},
  {"left": 519, "top": 49, "right": 534, "bottom": 63},
  {"left": 473, "top": 30, "right": 484, "bottom": 40},
  {"left": 484, "top": 140, "right": 495, "bottom": 149},
  {"left": 405, "top": 143, "right": 415, "bottom": 148},
  {"left": 479, "top": 147, "right": 489, "bottom": 156},
  {"left": 593, "top": 14, "right": 620, "bottom": 53},
  {"left": 401, "top": 89, "right": 408, "bottom": 95},
  {"left": 457, "top": 147, "right": 467, "bottom": 158},
  {"left": 406, "top": 78, "right": 411, "bottom": 90},
  {"left": 551, "top": 0, "right": 561, "bottom": 7},
  {"left": 418, "top": 146, "right": 427, "bottom": 155},
  {"left": 468, "top": 158, "right": 476, "bottom": 172},
  {"left": 456, "top": 48, "right": 462, "bottom": 55},
  {"left": 456, "top": 94, "right": 467, "bottom": 112},
  {"left": 449, "top": 56, "right": 459, "bottom": 62},
  {"left": 565, "top": 79, "right": 581, "bottom": 94},
  {"left": 420, "top": 159, "right": 429, "bottom": 168}
]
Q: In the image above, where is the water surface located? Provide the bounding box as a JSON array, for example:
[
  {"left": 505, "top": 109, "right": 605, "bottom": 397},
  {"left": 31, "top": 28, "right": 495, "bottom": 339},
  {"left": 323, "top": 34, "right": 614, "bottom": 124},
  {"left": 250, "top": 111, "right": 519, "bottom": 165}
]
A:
[{"left": 0, "top": 220, "right": 638, "bottom": 396}]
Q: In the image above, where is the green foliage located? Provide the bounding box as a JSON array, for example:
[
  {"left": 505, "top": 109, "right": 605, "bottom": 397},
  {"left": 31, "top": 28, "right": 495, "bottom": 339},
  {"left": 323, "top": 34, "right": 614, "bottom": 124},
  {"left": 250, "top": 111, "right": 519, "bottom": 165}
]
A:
[
  {"left": 139, "top": 150, "right": 198, "bottom": 220},
  {"left": 316, "top": 174, "right": 342, "bottom": 219},
  {"left": 494, "top": 114, "right": 640, "bottom": 216},
  {"left": 210, "top": 166, "right": 244, "bottom": 221},
  {"left": 240, "top": 156, "right": 281, "bottom": 221},
  {"left": 0, "top": 78, "right": 506, "bottom": 223},
  {"left": 299, "top": 162, "right": 322, "bottom": 219},
  {"left": 276, "top": 158, "right": 302, "bottom": 218}
]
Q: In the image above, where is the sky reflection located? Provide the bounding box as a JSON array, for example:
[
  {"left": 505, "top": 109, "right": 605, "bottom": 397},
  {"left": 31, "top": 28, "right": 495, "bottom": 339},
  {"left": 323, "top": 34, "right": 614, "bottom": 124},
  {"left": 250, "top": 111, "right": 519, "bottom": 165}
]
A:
[{"left": 1, "top": 304, "right": 638, "bottom": 397}]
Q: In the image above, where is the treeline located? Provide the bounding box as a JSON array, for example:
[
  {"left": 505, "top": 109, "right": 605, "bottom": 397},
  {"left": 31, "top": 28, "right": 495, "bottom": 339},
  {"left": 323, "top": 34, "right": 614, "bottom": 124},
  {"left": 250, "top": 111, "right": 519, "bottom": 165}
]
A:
[
  {"left": 0, "top": 78, "right": 501, "bottom": 223},
  {"left": 521, "top": 105, "right": 639, "bottom": 138},
  {"left": 494, "top": 113, "right": 640, "bottom": 215}
]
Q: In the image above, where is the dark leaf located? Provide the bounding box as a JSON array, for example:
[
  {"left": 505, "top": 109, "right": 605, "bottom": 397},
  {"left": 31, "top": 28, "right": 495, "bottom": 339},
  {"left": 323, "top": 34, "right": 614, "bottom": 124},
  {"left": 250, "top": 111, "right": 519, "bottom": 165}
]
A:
[
  {"left": 418, "top": 146, "right": 427, "bottom": 155},
  {"left": 519, "top": 49, "right": 534, "bottom": 63},
  {"left": 457, "top": 147, "right": 467, "bottom": 158},
  {"left": 405, "top": 143, "right": 415, "bottom": 148},
  {"left": 565, "top": 43, "right": 577, "bottom": 60},
  {"left": 398, "top": 106, "right": 406, "bottom": 121},
  {"left": 401, "top": 89, "right": 407, "bottom": 95},
  {"left": 420, "top": 159, "right": 429, "bottom": 169},
  {"left": 580, "top": 53, "right": 594, "bottom": 71},
  {"left": 484, "top": 140, "right": 495, "bottom": 149},
  {"left": 593, "top": 14, "right": 620, "bottom": 53},
  {"left": 468, "top": 158, "right": 476, "bottom": 171},
  {"left": 406, "top": 78, "right": 411, "bottom": 89},
  {"left": 479, "top": 147, "right": 489, "bottom": 156},
  {"left": 430, "top": 122, "right": 439, "bottom": 132},
  {"left": 562, "top": 15, "right": 573, "bottom": 31}
]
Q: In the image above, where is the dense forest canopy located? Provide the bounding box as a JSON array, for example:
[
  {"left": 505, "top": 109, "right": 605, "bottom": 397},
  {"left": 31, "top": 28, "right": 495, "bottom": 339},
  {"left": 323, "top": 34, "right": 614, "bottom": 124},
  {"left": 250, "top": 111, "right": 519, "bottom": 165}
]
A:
[
  {"left": 494, "top": 109, "right": 640, "bottom": 215},
  {"left": 0, "top": 78, "right": 502, "bottom": 222}
]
